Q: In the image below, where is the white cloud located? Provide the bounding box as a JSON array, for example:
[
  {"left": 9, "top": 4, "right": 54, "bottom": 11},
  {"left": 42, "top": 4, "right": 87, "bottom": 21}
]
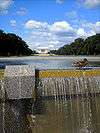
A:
[
  {"left": 24, "top": 20, "right": 78, "bottom": 49},
  {"left": 66, "top": 11, "right": 77, "bottom": 19},
  {"left": 56, "top": 0, "right": 64, "bottom": 4},
  {"left": 94, "top": 21, "right": 100, "bottom": 33},
  {"left": 77, "top": 28, "right": 86, "bottom": 36},
  {"left": 50, "top": 21, "right": 76, "bottom": 39},
  {"left": 50, "top": 21, "right": 73, "bottom": 32},
  {"left": 84, "top": 0, "right": 100, "bottom": 8},
  {"left": 16, "top": 7, "right": 27, "bottom": 16},
  {"left": 80, "top": 21, "right": 100, "bottom": 34},
  {"left": 25, "top": 20, "right": 73, "bottom": 33},
  {"left": 24, "top": 19, "right": 98, "bottom": 50},
  {"left": 0, "top": 10, "right": 8, "bottom": 15},
  {"left": 25, "top": 20, "right": 48, "bottom": 29},
  {"left": 81, "top": 21, "right": 93, "bottom": 29},
  {"left": 10, "top": 20, "right": 16, "bottom": 27},
  {"left": 49, "top": 44, "right": 54, "bottom": 48},
  {"left": 78, "top": 0, "right": 100, "bottom": 8},
  {"left": 0, "top": 0, "right": 14, "bottom": 14},
  {"left": 77, "top": 26, "right": 96, "bottom": 38},
  {"left": 87, "top": 30, "right": 96, "bottom": 36}
]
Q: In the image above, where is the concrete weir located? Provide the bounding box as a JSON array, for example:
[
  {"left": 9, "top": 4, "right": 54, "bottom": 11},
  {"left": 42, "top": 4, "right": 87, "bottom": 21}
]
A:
[
  {"left": 4, "top": 65, "right": 35, "bottom": 99},
  {"left": 0, "top": 65, "right": 100, "bottom": 99},
  {"left": 36, "top": 69, "right": 100, "bottom": 98}
]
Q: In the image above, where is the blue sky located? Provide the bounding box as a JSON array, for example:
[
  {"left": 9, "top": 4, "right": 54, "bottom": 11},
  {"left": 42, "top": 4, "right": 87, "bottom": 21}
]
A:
[{"left": 0, "top": 0, "right": 100, "bottom": 50}]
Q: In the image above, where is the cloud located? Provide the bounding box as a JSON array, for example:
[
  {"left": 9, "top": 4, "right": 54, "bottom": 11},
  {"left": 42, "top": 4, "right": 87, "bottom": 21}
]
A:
[
  {"left": 66, "top": 11, "right": 78, "bottom": 19},
  {"left": 87, "top": 30, "right": 96, "bottom": 36},
  {"left": 25, "top": 20, "right": 48, "bottom": 29},
  {"left": 10, "top": 20, "right": 16, "bottom": 27},
  {"left": 50, "top": 21, "right": 76, "bottom": 39},
  {"left": 77, "top": 28, "right": 86, "bottom": 37},
  {"left": 77, "top": 0, "right": 100, "bottom": 8},
  {"left": 84, "top": 0, "right": 100, "bottom": 8},
  {"left": 50, "top": 21, "right": 73, "bottom": 32},
  {"left": 49, "top": 42, "right": 54, "bottom": 48},
  {"left": 56, "top": 0, "right": 64, "bottom": 4},
  {"left": 24, "top": 20, "right": 78, "bottom": 49},
  {"left": 16, "top": 7, "right": 27, "bottom": 16},
  {"left": 24, "top": 20, "right": 76, "bottom": 46},
  {"left": 0, "top": 0, "right": 14, "bottom": 15},
  {"left": 0, "top": 10, "right": 8, "bottom": 15},
  {"left": 24, "top": 19, "right": 98, "bottom": 49},
  {"left": 77, "top": 26, "right": 97, "bottom": 38},
  {"left": 80, "top": 20, "right": 100, "bottom": 34},
  {"left": 94, "top": 21, "right": 100, "bottom": 33}
]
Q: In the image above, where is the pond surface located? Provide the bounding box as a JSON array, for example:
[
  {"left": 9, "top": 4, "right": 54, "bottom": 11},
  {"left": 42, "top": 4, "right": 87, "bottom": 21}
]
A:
[{"left": 0, "top": 56, "right": 100, "bottom": 69}]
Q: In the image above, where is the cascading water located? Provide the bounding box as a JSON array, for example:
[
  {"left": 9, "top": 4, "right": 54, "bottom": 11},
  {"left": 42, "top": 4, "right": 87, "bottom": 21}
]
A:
[
  {"left": 0, "top": 67, "right": 100, "bottom": 133},
  {"left": 37, "top": 76, "right": 100, "bottom": 98},
  {"left": 33, "top": 69, "right": 100, "bottom": 133},
  {"left": 0, "top": 80, "right": 5, "bottom": 133}
]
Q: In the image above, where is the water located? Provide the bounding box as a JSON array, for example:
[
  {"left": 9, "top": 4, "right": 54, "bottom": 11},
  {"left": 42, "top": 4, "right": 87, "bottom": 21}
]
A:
[
  {"left": 36, "top": 76, "right": 100, "bottom": 98},
  {"left": 0, "top": 56, "right": 100, "bottom": 133},
  {"left": 0, "top": 56, "right": 100, "bottom": 69},
  {"left": 33, "top": 71, "right": 100, "bottom": 133},
  {"left": 1, "top": 96, "right": 100, "bottom": 133},
  {"left": 0, "top": 58, "right": 72, "bottom": 69},
  {"left": 32, "top": 97, "right": 100, "bottom": 133}
]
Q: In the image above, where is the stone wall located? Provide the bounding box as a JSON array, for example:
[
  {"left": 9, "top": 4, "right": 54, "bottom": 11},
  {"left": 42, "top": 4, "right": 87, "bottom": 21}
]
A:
[{"left": 4, "top": 65, "right": 35, "bottom": 99}]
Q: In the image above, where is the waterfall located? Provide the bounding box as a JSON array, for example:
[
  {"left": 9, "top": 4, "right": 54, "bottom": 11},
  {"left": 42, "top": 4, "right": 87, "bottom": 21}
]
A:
[
  {"left": 36, "top": 70, "right": 100, "bottom": 99},
  {"left": 0, "top": 80, "right": 5, "bottom": 133},
  {"left": 34, "top": 69, "right": 100, "bottom": 133},
  {"left": 0, "top": 67, "right": 100, "bottom": 133}
]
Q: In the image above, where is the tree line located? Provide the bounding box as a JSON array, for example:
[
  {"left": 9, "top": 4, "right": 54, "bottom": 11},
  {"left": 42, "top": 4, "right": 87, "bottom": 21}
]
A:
[
  {"left": 0, "top": 29, "right": 33, "bottom": 56},
  {"left": 50, "top": 34, "right": 100, "bottom": 55}
]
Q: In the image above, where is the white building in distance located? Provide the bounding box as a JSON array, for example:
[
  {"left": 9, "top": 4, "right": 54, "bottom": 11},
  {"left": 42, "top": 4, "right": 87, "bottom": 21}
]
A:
[{"left": 36, "top": 47, "right": 49, "bottom": 54}]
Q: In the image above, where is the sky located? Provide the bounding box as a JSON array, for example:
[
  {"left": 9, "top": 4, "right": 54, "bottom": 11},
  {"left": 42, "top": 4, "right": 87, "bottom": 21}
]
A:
[{"left": 0, "top": 0, "right": 100, "bottom": 50}]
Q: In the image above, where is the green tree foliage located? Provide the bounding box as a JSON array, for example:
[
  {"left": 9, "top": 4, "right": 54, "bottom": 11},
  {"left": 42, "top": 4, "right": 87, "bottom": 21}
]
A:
[
  {"left": 0, "top": 29, "right": 33, "bottom": 56},
  {"left": 50, "top": 34, "right": 100, "bottom": 55}
]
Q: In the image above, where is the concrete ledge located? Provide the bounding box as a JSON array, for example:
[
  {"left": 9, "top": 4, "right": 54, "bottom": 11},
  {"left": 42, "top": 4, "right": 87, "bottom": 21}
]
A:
[
  {"left": 38, "top": 69, "right": 100, "bottom": 78},
  {"left": 0, "top": 70, "right": 4, "bottom": 80},
  {"left": 36, "top": 68, "right": 100, "bottom": 97}
]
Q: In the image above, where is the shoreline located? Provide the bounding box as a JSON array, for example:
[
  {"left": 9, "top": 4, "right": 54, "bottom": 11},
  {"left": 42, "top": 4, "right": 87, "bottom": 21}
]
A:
[{"left": 0, "top": 55, "right": 100, "bottom": 61}]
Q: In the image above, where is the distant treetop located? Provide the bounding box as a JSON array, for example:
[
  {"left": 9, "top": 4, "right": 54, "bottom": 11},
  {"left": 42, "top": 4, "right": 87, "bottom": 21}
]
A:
[
  {"left": 0, "top": 29, "right": 33, "bottom": 56},
  {"left": 50, "top": 34, "right": 100, "bottom": 55}
]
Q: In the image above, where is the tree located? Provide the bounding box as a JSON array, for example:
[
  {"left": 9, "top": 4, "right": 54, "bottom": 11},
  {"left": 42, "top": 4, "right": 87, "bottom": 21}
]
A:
[
  {"left": 0, "top": 29, "right": 33, "bottom": 56},
  {"left": 51, "top": 34, "right": 100, "bottom": 55}
]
